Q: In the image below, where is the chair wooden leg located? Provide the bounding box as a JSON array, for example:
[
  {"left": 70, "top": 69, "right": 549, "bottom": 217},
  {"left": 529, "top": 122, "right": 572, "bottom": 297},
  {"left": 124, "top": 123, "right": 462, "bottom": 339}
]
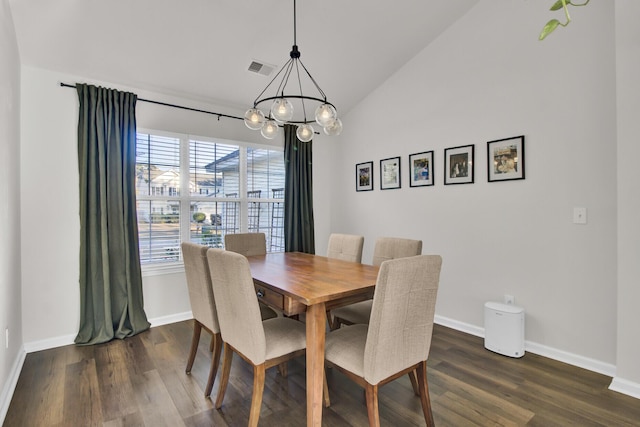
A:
[
  {"left": 416, "top": 361, "right": 435, "bottom": 427},
  {"left": 186, "top": 320, "right": 202, "bottom": 374},
  {"left": 277, "top": 362, "right": 288, "bottom": 377},
  {"left": 209, "top": 335, "right": 215, "bottom": 352},
  {"left": 204, "top": 333, "right": 223, "bottom": 398},
  {"left": 323, "top": 368, "right": 330, "bottom": 408},
  {"left": 249, "top": 364, "right": 266, "bottom": 427},
  {"left": 408, "top": 369, "right": 420, "bottom": 396},
  {"left": 364, "top": 383, "right": 380, "bottom": 427},
  {"left": 326, "top": 311, "right": 339, "bottom": 331},
  {"left": 215, "top": 343, "right": 234, "bottom": 409}
]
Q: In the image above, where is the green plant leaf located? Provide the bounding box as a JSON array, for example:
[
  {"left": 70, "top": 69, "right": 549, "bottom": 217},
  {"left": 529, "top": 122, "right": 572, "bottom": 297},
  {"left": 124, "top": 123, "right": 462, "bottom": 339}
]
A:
[
  {"left": 539, "top": 19, "right": 561, "bottom": 40},
  {"left": 550, "top": 0, "right": 566, "bottom": 11}
]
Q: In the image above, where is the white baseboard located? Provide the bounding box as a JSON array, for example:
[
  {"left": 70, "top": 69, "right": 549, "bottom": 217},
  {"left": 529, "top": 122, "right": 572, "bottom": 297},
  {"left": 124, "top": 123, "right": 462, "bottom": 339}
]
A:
[
  {"left": 524, "top": 341, "right": 616, "bottom": 377},
  {"left": 21, "top": 312, "right": 193, "bottom": 354},
  {"left": 435, "top": 315, "right": 617, "bottom": 377},
  {"left": 148, "top": 311, "right": 192, "bottom": 327},
  {"left": 23, "top": 333, "right": 76, "bottom": 353},
  {"left": 0, "top": 347, "right": 26, "bottom": 425},
  {"left": 609, "top": 377, "right": 640, "bottom": 399},
  {"left": 435, "top": 314, "right": 484, "bottom": 338}
]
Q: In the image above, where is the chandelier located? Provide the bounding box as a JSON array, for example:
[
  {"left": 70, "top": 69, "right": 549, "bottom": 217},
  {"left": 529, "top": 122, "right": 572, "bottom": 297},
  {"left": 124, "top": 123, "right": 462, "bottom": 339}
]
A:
[{"left": 243, "top": 0, "right": 342, "bottom": 142}]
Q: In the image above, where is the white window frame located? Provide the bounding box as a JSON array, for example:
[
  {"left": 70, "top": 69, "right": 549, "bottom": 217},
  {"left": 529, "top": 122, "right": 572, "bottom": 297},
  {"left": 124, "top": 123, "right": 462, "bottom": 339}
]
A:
[{"left": 137, "top": 129, "right": 285, "bottom": 276}]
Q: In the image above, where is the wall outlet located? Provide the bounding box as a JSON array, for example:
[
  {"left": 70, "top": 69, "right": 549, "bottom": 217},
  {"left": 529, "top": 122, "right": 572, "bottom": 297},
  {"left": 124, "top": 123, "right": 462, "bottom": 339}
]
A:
[
  {"left": 573, "top": 207, "right": 587, "bottom": 224},
  {"left": 504, "top": 294, "right": 515, "bottom": 305}
]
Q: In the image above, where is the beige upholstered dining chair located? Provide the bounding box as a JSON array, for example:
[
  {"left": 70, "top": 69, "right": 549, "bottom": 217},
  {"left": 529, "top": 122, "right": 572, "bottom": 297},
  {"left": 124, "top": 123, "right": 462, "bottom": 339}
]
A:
[
  {"left": 181, "top": 242, "right": 222, "bottom": 398},
  {"left": 224, "top": 232, "right": 278, "bottom": 321},
  {"left": 324, "top": 255, "right": 442, "bottom": 427},
  {"left": 327, "top": 233, "right": 365, "bottom": 263},
  {"left": 224, "top": 232, "right": 268, "bottom": 257},
  {"left": 325, "top": 233, "right": 365, "bottom": 329},
  {"left": 206, "top": 249, "right": 307, "bottom": 427},
  {"left": 331, "top": 237, "right": 423, "bottom": 328}
]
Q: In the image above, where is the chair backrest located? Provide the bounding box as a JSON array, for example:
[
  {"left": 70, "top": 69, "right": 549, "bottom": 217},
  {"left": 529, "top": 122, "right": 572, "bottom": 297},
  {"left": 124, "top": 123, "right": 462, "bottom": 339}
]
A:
[
  {"left": 206, "top": 249, "right": 266, "bottom": 365},
  {"left": 363, "top": 255, "right": 442, "bottom": 385},
  {"left": 327, "top": 233, "right": 365, "bottom": 263},
  {"left": 371, "top": 237, "right": 422, "bottom": 266},
  {"left": 181, "top": 242, "right": 220, "bottom": 334},
  {"left": 224, "top": 232, "right": 267, "bottom": 256}
]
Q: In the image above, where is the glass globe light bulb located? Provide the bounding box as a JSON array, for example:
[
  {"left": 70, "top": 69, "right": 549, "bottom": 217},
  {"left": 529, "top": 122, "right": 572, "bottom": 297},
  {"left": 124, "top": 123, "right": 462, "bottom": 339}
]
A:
[
  {"left": 323, "top": 118, "right": 343, "bottom": 136},
  {"left": 261, "top": 120, "right": 280, "bottom": 139},
  {"left": 315, "top": 103, "right": 337, "bottom": 127},
  {"left": 296, "top": 124, "right": 314, "bottom": 142},
  {"left": 271, "top": 98, "right": 294, "bottom": 123},
  {"left": 244, "top": 108, "right": 265, "bottom": 130}
]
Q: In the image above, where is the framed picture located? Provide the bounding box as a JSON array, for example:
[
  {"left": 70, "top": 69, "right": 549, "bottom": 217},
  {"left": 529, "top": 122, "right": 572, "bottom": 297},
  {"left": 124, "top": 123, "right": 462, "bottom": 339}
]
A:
[
  {"left": 444, "top": 144, "right": 474, "bottom": 185},
  {"left": 409, "top": 151, "right": 434, "bottom": 187},
  {"left": 355, "top": 161, "right": 374, "bottom": 191},
  {"left": 380, "top": 156, "right": 401, "bottom": 190},
  {"left": 487, "top": 135, "right": 525, "bottom": 182}
]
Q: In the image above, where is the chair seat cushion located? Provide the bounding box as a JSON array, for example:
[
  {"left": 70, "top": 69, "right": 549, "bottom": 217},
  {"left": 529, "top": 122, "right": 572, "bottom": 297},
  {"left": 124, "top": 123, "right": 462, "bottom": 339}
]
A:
[
  {"left": 331, "top": 300, "right": 373, "bottom": 325},
  {"left": 325, "top": 324, "right": 368, "bottom": 377},
  {"left": 263, "top": 317, "right": 306, "bottom": 360}
]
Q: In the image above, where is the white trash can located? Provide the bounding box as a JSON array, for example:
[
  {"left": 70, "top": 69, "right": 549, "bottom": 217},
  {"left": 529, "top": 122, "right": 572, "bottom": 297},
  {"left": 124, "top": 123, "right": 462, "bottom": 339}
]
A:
[{"left": 484, "top": 301, "right": 525, "bottom": 358}]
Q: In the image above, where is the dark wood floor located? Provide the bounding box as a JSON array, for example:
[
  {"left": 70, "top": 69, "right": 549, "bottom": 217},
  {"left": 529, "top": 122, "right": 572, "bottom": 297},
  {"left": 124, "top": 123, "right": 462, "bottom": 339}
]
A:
[{"left": 4, "top": 321, "right": 640, "bottom": 426}]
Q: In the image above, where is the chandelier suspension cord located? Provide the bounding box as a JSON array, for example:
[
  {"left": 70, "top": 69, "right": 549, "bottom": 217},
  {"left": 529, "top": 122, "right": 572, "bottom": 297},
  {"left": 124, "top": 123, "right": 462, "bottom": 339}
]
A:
[
  {"left": 298, "top": 60, "right": 328, "bottom": 101},
  {"left": 294, "top": 61, "right": 308, "bottom": 120},
  {"left": 293, "top": 0, "right": 297, "bottom": 46},
  {"left": 253, "top": 58, "right": 291, "bottom": 107}
]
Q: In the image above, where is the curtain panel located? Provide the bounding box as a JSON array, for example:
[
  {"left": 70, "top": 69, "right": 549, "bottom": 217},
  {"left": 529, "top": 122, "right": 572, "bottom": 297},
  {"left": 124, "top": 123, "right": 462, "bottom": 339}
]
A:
[
  {"left": 75, "top": 83, "right": 150, "bottom": 345},
  {"left": 284, "top": 124, "right": 315, "bottom": 254}
]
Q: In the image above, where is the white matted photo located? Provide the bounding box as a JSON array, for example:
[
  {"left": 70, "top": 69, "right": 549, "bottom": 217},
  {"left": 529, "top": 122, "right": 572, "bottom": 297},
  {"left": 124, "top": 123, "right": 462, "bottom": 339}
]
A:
[
  {"left": 380, "top": 156, "right": 401, "bottom": 190},
  {"left": 409, "top": 151, "right": 434, "bottom": 187},
  {"left": 487, "top": 135, "right": 525, "bottom": 182},
  {"left": 444, "top": 144, "right": 474, "bottom": 185}
]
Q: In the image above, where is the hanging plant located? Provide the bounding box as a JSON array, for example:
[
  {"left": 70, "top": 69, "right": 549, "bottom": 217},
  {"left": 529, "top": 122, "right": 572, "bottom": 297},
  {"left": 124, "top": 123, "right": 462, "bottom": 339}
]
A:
[{"left": 539, "top": 0, "right": 590, "bottom": 40}]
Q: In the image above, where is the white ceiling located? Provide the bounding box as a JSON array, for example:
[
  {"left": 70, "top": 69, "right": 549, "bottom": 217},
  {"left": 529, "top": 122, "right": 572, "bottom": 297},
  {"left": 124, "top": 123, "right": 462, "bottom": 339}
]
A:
[{"left": 9, "top": 0, "right": 477, "bottom": 116}]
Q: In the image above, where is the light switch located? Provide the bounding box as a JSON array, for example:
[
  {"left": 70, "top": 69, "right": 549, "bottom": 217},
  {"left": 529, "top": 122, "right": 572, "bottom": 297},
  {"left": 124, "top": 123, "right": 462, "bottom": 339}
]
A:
[{"left": 573, "top": 207, "right": 587, "bottom": 224}]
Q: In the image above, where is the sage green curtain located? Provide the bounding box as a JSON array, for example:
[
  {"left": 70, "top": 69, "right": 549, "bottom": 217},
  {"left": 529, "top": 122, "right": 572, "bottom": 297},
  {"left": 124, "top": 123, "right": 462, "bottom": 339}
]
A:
[
  {"left": 75, "top": 83, "right": 150, "bottom": 345},
  {"left": 284, "top": 124, "right": 315, "bottom": 253}
]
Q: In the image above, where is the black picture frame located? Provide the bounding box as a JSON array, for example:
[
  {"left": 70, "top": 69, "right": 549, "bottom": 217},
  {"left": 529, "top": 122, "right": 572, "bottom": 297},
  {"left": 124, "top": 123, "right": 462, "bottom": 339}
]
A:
[
  {"left": 355, "top": 161, "right": 374, "bottom": 191},
  {"left": 409, "top": 151, "right": 434, "bottom": 187},
  {"left": 380, "top": 157, "right": 401, "bottom": 190},
  {"left": 487, "top": 135, "right": 525, "bottom": 182},
  {"left": 444, "top": 144, "right": 474, "bottom": 185}
]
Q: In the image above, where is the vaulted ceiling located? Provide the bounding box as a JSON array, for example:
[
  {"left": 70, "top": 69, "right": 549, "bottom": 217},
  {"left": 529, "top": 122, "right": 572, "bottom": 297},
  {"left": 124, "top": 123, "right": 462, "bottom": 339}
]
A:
[{"left": 9, "top": 0, "right": 478, "bottom": 115}]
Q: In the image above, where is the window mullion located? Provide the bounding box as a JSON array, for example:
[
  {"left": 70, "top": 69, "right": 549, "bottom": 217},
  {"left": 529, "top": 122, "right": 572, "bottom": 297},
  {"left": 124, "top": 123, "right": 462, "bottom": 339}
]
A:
[
  {"left": 179, "top": 135, "right": 191, "bottom": 256},
  {"left": 239, "top": 146, "right": 248, "bottom": 232}
]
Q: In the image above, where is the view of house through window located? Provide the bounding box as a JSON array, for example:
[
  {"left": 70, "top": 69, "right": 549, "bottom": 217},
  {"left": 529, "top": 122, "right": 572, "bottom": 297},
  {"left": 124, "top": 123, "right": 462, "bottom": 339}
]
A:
[{"left": 135, "top": 132, "right": 285, "bottom": 264}]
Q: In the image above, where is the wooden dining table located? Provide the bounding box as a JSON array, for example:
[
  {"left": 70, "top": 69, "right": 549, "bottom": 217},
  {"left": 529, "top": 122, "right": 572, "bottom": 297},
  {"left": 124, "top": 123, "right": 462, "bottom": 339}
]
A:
[{"left": 246, "top": 252, "right": 379, "bottom": 427}]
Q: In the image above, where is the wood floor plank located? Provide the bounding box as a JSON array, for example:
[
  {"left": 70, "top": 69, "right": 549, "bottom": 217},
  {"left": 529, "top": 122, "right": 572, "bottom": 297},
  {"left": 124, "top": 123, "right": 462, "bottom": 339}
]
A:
[
  {"left": 129, "top": 369, "right": 186, "bottom": 427},
  {"left": 62, "top": 358, "right": 103, "bottom": 426},
  {"left": 6, "top": 322, "right": 640, "bottom": 427},
  {"left": 93, "top": 340, "right": 139, "bottom": 422}
]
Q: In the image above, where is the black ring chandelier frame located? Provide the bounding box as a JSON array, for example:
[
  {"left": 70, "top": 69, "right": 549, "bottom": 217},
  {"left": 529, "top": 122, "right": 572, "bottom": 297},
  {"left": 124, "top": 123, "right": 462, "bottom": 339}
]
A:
[{"left": 243, "top": 0, "right": 342, "bottom": 142}]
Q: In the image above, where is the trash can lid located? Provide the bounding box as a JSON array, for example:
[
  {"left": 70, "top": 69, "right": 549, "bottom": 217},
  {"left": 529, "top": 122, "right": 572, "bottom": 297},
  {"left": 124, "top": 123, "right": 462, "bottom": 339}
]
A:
[{"left": 485, "top": 301, "right": 524, "bottom": 314}]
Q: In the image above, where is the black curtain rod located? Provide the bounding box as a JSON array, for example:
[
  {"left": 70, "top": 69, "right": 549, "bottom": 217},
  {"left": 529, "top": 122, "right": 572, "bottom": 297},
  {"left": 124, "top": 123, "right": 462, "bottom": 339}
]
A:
[{"left": 59, "top": 82, "right": 244, "bottom": 122}]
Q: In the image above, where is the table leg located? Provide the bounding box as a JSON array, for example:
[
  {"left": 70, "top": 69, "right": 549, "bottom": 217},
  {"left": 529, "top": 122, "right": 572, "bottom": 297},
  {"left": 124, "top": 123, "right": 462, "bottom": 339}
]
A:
[{"left": 306, "top": 302, "right": 326, "bottom": 427}]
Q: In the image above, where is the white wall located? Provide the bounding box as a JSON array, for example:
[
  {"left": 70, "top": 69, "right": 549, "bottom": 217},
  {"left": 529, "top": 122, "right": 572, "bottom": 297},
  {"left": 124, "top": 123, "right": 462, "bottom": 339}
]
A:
[
  {"left": 326, "top": 0, "right": 619, "bottom": 371},
  {"left": 0, "top": 0, "right": 23, "bottom": 420},
  {"left": 613, "top": 1, "right": 640, "bottom": 397},
  {"left": 14, "top": 0, "right": 639, "bottom": 400},
  {"left": 19, "top": 65, "right": 289, "bottom": 347}
]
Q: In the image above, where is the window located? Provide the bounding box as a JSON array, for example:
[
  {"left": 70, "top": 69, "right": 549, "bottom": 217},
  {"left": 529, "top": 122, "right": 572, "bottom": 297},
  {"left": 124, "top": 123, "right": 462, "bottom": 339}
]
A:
[{"left": 135, "top": 131, "right": 285, "bottom": 266}]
